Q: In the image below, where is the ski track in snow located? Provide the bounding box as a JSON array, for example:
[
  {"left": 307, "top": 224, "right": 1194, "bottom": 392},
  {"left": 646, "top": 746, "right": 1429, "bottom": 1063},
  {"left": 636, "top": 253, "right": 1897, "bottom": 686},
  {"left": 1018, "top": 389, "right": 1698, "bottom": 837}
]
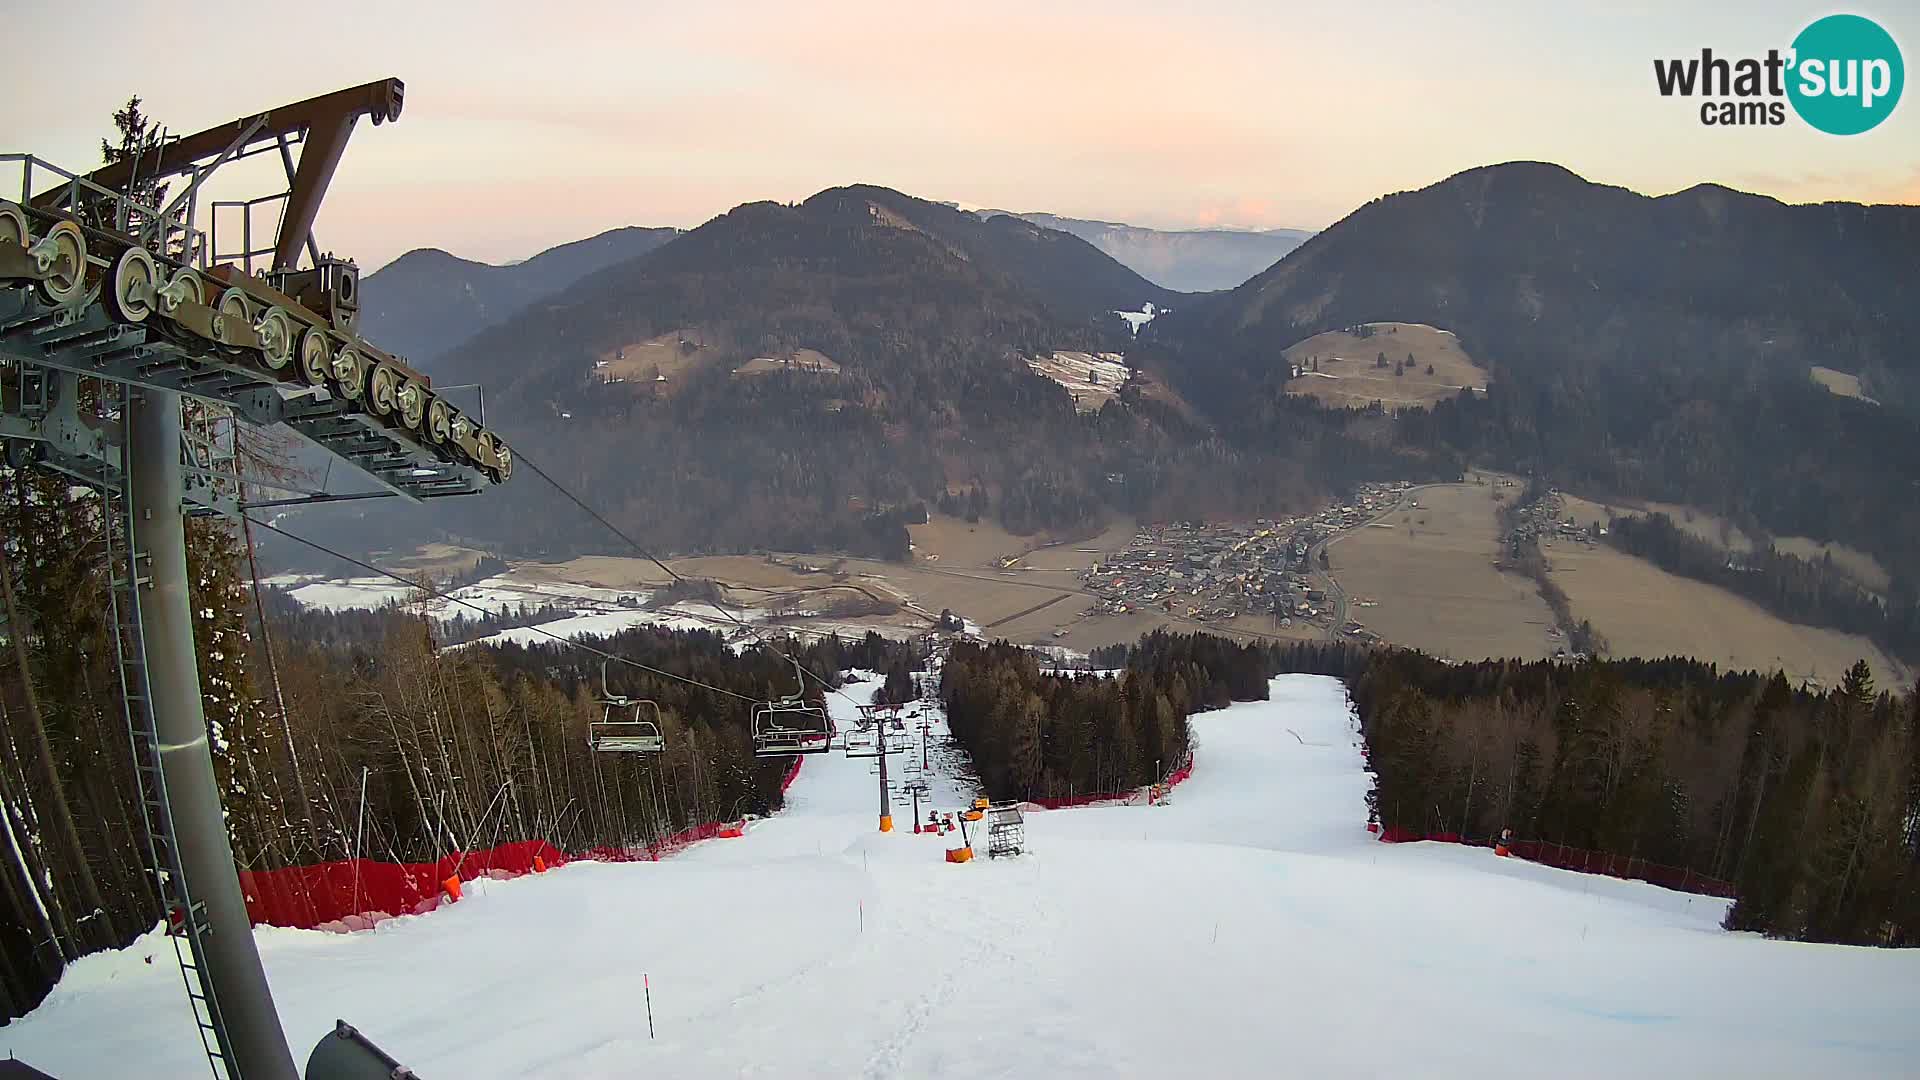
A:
[{"left": 6, "top": 675, "right": 1917, "bottom": 1077}]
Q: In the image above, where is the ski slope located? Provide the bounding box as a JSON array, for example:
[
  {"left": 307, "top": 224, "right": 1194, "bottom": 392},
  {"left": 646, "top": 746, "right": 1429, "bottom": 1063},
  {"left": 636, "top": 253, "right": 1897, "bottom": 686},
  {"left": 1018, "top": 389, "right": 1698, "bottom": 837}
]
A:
[{"left": 7, "top": 676, "right": 1916, "bottom": 1077}]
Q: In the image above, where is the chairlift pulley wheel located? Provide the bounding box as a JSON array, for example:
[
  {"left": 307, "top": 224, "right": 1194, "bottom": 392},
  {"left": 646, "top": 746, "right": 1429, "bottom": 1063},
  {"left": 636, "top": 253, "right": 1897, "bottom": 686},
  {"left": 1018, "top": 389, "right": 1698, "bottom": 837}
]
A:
[
  {"left": 216, "top": 286, "right": 253, "bottom": 325},
  {"left": 331, "top": 345, "right": 366, "bottom": 400},
  {"left": 32, "top": 220, "right": 87, "bottom": 306},
  {"left": 159, "top": 266, "right": 204, "bottom": 314},
  {"left": 397, "top": 379, "right": 428, "bottom": 429},
  {"left": 298, "top": 327, "right": 332, "bottom": 386},
  {"left": 367, "top": 362, "right": 401, "bottom": 415},
  {"left": 426, "top": 397, "right": 453, "bottom": 443},
  {"left": 0, "top": 202, "right": 28, "bottom": 248},
  {"left": 255, "top": 307, "right": 296, "bottom": 369},
  {"left": 106, "top": 246, "right": 159, "bottom": 324}
]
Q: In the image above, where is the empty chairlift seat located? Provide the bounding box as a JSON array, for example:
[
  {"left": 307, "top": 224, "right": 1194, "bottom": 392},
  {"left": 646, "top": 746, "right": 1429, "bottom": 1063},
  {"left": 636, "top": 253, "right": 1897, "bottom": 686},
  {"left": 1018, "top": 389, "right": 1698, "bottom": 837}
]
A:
[
  {"left": 591, "top": 658, "right": 665, "bottom": 753},
  {"left": 752, "top": 699, "right": 834, "bottom": 756},
  {"left": 590, "top": 699, "right": 665, "bottom": 753}
]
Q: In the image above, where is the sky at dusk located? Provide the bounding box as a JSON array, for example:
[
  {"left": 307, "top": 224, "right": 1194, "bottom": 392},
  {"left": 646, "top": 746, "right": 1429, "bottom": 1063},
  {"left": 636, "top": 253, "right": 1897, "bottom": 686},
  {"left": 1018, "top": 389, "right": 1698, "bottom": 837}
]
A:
[{"left": 3, "top": 0, "right": 1915, "bottom": 271}]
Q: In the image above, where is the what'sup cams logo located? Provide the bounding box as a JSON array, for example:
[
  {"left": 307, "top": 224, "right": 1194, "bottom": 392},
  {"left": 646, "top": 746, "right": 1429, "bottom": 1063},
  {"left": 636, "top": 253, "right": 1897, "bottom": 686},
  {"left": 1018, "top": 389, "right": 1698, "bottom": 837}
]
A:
[{"left": 1654, "top": 14, "right": 1904, "bottom": 133}]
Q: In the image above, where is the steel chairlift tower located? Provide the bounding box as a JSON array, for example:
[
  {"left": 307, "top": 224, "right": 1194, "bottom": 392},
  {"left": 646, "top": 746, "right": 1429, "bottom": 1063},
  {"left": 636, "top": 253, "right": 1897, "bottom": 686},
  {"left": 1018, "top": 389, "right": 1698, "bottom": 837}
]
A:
[
  {"left": 844, "top": 703, "right": 907, "bottom": 832},
  {"left": 2, "top": 80, "right": 512, "bottom": 1080}
]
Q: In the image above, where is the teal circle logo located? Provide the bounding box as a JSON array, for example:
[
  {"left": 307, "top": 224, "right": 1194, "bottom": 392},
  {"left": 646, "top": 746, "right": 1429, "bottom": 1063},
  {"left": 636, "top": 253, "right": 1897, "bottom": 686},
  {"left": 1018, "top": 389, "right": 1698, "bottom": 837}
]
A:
[{"left": 1787, "top": 14, "right": 1904, "bottom": 135}]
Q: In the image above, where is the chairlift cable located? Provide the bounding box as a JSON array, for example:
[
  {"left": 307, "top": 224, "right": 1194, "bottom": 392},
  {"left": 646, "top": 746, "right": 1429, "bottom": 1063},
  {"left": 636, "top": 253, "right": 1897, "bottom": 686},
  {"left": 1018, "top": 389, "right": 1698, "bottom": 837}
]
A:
[{"left": 512, "top": 450, "right": 865, "bottom": 708}]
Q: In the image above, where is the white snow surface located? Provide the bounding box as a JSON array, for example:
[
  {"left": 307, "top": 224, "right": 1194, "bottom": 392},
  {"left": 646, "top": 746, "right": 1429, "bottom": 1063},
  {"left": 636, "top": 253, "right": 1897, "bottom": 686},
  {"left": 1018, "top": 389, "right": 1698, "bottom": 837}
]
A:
[
  {"left": 1113, "top": 301, "right": 1162, "bottom": 336},
  {"left": 7, "top": 676, "right": 1916, "bottom": 1077}
]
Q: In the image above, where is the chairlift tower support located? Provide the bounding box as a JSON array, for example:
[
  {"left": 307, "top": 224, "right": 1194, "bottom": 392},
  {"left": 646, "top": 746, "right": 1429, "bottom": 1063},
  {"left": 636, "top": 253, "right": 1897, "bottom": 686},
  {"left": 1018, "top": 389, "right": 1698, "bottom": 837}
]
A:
[
  {"left": 2, "top": 80, "right": 512, "bottom": 1080},
  {"left": 845, "top": 704, "right": 904, "bottom": 832}
]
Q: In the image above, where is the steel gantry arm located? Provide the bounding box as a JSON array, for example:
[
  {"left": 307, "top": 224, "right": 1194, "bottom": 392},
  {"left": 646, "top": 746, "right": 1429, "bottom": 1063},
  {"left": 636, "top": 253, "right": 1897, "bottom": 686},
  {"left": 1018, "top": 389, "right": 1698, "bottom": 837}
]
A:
[{"left": 34, "top": 78, "right": 404, "bottom": 270}]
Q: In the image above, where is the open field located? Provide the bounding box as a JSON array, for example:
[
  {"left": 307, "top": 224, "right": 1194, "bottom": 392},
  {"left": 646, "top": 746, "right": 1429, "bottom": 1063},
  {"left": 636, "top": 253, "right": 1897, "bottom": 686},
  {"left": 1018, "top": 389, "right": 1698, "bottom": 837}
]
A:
[
  {"left": 1810, "top": 365, "right": 1879, "bottom": 405},
  {"left": 1283, "top": 322, "right": 1488, "bottom": 411},
  {"left": 1026, "top": 351, "right": 1131, "bottom": 412},
  {"left": 1328, "top": 482, "right": 1557, "bottom": 660},
  {"left": 908, "top": 514, "right": 1044, "bottom": 568},
  {"left": 596, "top": 330, "right": 713, "bottom": 387},
  {"left": 734, "top": 348, "right": 842, "bottom": 377},
  {"left": 515, "top": 515, "right": 1329, "bottom": 652},
  {"left": 372, "top": 541, "right": 492, "bottom": 576},
  {"left": 1558, "top": 494, "right": 1756, "bottom": 552},
  {"left": 1561, "top": 495, "right": 1893, "bottom": 596},
  {"left": 1541, "top": 539, "right": 1910, "bottom": 685}
]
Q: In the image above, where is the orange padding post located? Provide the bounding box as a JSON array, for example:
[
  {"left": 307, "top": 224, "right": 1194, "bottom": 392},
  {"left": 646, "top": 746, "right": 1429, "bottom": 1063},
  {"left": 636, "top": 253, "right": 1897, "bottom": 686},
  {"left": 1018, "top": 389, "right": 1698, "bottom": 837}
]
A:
[
  {"left": 441, "top": 876, "right": 462, "bottom": 901},
  {"left": 945, "top": 847, "right": 974, "bottom": 864},
  {"left": 533, "top": 856, "right": 548, "bottom": 873},
  {"left": 879, "top": 815, "right": 894, "bottom": 833},
  {"left": 1494, "top": 844, "right": 1511, "bottom": 857}
]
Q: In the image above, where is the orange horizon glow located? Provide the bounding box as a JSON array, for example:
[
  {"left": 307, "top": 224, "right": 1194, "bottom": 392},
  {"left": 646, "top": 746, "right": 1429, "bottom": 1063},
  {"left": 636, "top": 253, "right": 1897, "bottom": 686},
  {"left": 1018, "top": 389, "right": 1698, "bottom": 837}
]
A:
[{"left": 2, "top": 0, "right": 1914, "bottom": 272}]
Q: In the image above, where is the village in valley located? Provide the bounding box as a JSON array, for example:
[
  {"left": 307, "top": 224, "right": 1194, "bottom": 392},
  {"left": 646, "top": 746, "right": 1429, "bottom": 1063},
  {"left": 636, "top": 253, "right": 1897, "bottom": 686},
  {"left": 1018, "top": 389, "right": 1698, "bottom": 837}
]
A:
[{"left": 1074, "top": 482, "right": 1414, "bottom": 641}]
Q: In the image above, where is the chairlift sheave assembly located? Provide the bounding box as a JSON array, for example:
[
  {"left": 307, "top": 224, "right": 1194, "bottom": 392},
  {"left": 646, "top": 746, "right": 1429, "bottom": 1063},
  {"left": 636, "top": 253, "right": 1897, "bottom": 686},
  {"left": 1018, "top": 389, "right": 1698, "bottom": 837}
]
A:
[{"left": 843, "top": 703, "right": 908, "bottom": 758}]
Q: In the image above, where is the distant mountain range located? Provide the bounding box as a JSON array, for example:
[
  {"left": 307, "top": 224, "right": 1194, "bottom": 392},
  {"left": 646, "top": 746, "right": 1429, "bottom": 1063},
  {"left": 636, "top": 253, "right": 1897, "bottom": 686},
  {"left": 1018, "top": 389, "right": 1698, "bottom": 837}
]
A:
[
  {"left": 307, "top": 185, "right": 1231, "bottom": 566},
  {"left": 331, "top": 166, "right": 1917, "bottom": 601},
  {"left": 358, "top": 225, "right": 681, "bottom": 370},
  {"left": 1168, "top": 161, "right": 1920, "bottom": 401},
  {"left": 980, "top": 212, "right": 1313, "bottom": 292},
  {"left": 1150, "top": 160, "right": 1920, "bottom": 591}
]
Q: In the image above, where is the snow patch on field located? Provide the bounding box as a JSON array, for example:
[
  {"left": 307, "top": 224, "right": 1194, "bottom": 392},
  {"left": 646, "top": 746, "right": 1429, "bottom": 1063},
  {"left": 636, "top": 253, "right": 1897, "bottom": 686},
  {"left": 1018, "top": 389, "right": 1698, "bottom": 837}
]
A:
[
  {"left": 1027, "top": 351, "right": 1132, "bottom": 412},
  {"left": 1113, "top": 301, "right": 1163, "bottom": 336},
  {"left": 262, "top": 575, "right": 421, "bottom": 611},
  {"left": 7, "top": 675, "right": 1916, "bottom": 1077}
]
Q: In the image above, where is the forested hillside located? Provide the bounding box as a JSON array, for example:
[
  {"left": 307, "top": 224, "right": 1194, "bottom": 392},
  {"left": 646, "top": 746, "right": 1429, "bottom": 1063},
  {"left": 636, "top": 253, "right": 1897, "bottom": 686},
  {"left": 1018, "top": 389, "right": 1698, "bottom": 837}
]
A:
[
  {"left": 1604, "top": 511, "right": 1920, "bottom": 665},
  {"left": 1142, "top": 162, "right": 1920, "bottom": 593},
  {"left": 1093, "top": 630, "right": 1920, "bottom": 947},
  {"left": 1164, "top": 162, "right": 1920, "bottom": 405},
  {"left": 0, "top": 463, "right": 913, "bottom": 1018},
  {"left": 358, "top": 226, "right": 681, "bottom": 370},
  {"left": 311, "top": 185, "right": 1449, "bottom": 563}
]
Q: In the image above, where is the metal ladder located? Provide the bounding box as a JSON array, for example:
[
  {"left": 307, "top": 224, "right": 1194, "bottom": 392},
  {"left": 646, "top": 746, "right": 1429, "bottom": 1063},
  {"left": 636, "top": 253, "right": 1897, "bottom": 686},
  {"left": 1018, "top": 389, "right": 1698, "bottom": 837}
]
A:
[{"left": 100, "top": 423, "right": 235, "bottom": 1080}]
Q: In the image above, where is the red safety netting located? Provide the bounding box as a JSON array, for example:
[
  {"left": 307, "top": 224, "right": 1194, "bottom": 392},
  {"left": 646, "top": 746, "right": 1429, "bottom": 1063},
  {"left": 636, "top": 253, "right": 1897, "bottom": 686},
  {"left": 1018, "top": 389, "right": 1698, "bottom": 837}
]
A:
[
  {"left": 1374, "top": 828, "right": 1736, "bottom": 898},
  {"left": 241, "top": 756, "right": 811, "bottom": 932}
]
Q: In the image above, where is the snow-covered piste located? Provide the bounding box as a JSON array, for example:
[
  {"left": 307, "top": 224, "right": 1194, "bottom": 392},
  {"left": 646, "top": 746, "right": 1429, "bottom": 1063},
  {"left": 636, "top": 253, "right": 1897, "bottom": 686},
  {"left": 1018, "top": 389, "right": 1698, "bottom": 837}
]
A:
[{"left": 7, "top": 676, "right": 1915, "bottom": 1077}]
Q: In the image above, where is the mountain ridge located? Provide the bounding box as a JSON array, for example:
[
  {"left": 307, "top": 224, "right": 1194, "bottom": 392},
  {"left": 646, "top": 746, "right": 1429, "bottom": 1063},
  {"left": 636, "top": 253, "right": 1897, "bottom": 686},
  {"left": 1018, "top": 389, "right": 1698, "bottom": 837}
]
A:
[
  {"left": 358, "top": 224, "right": 682, "bottom": 370},
  {"left": 980, "top": 210, "right": 1314, "bottom": 292}
]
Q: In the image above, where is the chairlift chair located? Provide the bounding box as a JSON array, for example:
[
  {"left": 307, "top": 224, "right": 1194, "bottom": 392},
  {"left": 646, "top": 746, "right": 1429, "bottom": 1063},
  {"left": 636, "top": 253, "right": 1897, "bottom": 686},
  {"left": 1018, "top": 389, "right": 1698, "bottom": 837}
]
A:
[
  {"left": 591, "top": 658, "right": 665, "bottom": 753},
  {"left": 844, "top": 705, "right": 907, "bottom": 758},
  {"left": 751, "top": 658, "right": 833, "bottom": 757},
  {"left": 752, "top": 699, "right": 834, "bottom": 756}
]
